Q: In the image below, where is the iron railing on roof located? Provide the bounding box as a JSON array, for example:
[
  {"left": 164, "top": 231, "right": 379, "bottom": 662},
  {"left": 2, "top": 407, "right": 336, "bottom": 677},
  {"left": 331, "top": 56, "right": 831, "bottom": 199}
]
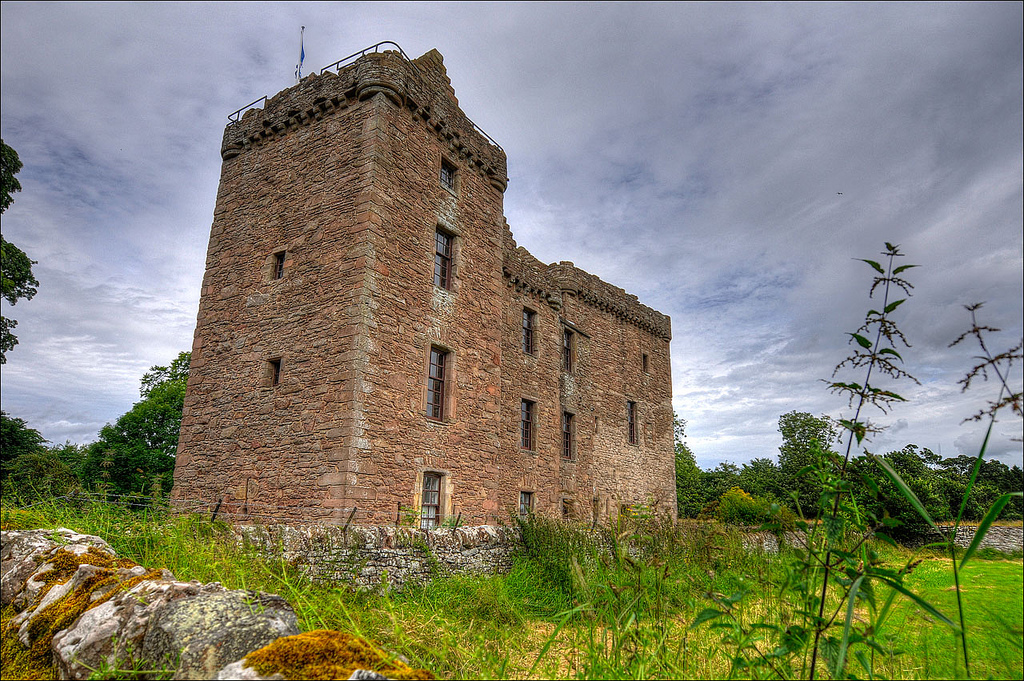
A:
[
  {"left": 318, "top": 40, "right": 415, "bottom": 76},
  {"left": 224, "top": 41, "right": 503, "bottom": 152}
]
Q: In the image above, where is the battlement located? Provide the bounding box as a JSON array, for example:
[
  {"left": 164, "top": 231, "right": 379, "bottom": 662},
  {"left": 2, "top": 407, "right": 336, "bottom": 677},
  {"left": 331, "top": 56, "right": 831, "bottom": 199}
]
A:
[
  {"left": 221, "top": 47, "right": 508, "bottom": 191},
  {"left": 502, "top": 228, "right": 672, "bottom": 340}
]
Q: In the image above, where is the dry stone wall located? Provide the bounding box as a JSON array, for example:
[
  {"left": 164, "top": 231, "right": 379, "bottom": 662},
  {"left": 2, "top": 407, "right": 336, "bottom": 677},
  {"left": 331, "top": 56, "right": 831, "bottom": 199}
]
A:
[{"left": 235, "top": 524, "right": 519, "bottom": 589}]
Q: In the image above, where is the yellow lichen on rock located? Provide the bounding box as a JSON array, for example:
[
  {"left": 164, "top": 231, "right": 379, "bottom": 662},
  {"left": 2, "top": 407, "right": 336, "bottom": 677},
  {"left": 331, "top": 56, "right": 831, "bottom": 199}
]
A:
[
  {"left": 3, "top": 547, "right": 159, "bottom": 680},
  {"left": 244, "top": 629, "right": 434, "bottom": 680}
]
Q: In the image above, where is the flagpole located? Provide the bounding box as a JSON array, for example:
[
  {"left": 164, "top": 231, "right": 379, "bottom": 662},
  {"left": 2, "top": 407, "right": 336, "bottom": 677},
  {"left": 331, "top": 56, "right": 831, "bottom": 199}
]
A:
[{"left": 295, "top": 26, "right": 305, "bottom": 84}]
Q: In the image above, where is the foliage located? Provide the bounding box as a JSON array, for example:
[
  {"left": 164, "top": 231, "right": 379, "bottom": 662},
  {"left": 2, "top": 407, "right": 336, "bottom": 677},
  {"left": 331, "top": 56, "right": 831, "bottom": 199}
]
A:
[
  {"left": 777, "top": 410, "right": 838, "bottom": 516},
  {"left": 714, "top": 486, "right": 792, "bottom": 527},
  {"left": 0, "top": 138, "right": 23, "bottom": 212},
  {"left": 79, "top": 351, "right": 191, "bottom": 498},
  {"left": 0, "top": 410, "right": 46, "bottom": 475},
  {"left": 0, "top": 139, "right": 38, "bottom": 365},
  {"left": 4, "top": 493, "right": 1020, "bottom": 681},
  {"left": 673, "top": 414, "right": 705, "bottom": 517}
]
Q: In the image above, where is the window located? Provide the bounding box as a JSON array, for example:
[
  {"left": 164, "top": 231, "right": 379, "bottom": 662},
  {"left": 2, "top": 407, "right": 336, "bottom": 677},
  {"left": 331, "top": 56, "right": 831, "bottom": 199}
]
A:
[
  {"left": 562, "top": 329, "right": 574, "bottom": 372},
  {"left": 562, "top": 411, "right": 574, "bottom": 460},
  {"left": 421, "top": 473, "right": 442, "bottom": 529},
  {"left": 427, "top": 348, "right": 447, "bottom": 420},
  {"left": 522, "top": 309, "right": 536, "bottom": 355},
  {"left": 519, "top": 491, "right": 534, "bottom": 518},
  {"left": 642, "top": 353, "right": 649, "bottom": 373},
  {"left": 434, "top": 229, "right": 453, "bottom": 290},
  {"left": 440, "top": 159, "right": 456, "bottom": 190},
  {"left": 520, "top": 399, "right": 535, "bottom": 450},
  {"left": 562, "top": 499, "right": 574, "bottom": 520},
  {"left": 627, "top": 401, "right": 637, "bottom": 444},
  {"left": 268, "top": 358, "right": 282, "bottom": 387},
  {"left": 273, "top": 251, "right": 286, "bottom": 280}
]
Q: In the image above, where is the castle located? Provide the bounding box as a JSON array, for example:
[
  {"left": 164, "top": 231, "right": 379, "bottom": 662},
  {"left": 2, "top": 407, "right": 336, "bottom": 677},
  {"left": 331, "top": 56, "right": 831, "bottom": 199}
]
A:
[{"left": 171, "top": 45, "right": 676, "bottom": 526}]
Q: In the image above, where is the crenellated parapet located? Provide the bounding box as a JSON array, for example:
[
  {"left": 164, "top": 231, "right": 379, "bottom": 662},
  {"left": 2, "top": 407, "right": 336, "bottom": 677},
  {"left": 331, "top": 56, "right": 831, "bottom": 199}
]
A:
[
  {"left": 221, "top": 49, "right": 508, "bottom": 191},
  {"left": 548, "top": 261, "right": 672, "bottom": 340},
  {"left": 502, "top": 224, "right": 672, "bottom": 340}
]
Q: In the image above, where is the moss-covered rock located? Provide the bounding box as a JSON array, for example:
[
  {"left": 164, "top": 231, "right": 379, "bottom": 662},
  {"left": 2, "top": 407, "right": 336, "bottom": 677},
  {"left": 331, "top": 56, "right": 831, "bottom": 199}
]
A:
[{"left": 233, "top": 630, "right": 434, "bottom": 680}]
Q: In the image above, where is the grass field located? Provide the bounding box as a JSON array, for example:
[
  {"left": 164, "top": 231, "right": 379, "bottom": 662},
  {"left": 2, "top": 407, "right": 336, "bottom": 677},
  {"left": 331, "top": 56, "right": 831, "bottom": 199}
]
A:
[{"left": 2, "top": 500, "right": 1021, "bottom": 680}]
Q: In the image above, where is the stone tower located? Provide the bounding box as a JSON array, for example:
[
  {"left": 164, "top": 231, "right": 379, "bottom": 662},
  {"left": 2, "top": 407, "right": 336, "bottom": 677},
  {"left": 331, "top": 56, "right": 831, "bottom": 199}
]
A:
[{"left": 172, "top": 46, "right": 676, "bottom": 526}]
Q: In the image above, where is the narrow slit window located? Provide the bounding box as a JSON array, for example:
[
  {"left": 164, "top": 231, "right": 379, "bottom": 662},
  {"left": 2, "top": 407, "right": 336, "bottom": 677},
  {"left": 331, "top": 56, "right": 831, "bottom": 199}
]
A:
[
  {"left": 642, "top": 353, "right": 649, "bottom": 373},
  {"left": 562, "top": 329, "right": 574, "bottom": 372},
  {"left": 562, "top": 411, "right": 574, "bottom": 460},
  {"left": 421, "top": 473, "right": 442, "bottom": 529},
  {"left": 427, "top": 348, "right": 447, "bottom": 420},
  {"left": 268, "top": 358, "right": 282, "bottom": 386},
  {"left": 273, "top": 251, "right": 286, "bottom": 279},
  {"left": 434, "top": 229, "right": 453, "bottom": 289},
  {"left": 521, "top": 399, "right": 535, "bottom": 450},
  {"left": 522, "top": 309, "right": 536, "bottom": 355},
  {"left": 627, "top": 401, "right": 637, "bottom": 444}
]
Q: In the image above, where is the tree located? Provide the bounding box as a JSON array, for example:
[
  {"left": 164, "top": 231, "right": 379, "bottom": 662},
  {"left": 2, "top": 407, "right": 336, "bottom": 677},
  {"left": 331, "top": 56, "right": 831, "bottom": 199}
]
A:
[
  {"left": 80, "top": 352, "right": 191, "bottom": 498},
  {"left": 1, "top": 410, "right": 46, "bottom": 484},
  {"left": 738, "top": 457, "right": 783, "bottom": 503},
  {"left": 1, "top": 139, "right": 39, "bottom": 364},
  {"left": 777, "top": 411, "right": 838, "bottom": 516},
  {"left": 673, "top": 415, "right": 704, "bottom": 517}
]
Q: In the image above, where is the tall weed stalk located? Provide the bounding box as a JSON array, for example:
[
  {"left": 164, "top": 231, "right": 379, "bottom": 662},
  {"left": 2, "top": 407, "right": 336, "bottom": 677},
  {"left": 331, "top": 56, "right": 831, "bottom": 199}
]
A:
[{"left": 691, "top": 243, "right": 1022, "bottom": 680}]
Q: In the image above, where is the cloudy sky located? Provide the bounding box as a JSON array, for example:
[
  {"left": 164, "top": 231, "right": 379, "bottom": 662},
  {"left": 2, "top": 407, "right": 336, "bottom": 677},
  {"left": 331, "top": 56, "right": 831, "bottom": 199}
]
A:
[{"left": 2, "top": 2, "right": 1021, "bottom": 468}]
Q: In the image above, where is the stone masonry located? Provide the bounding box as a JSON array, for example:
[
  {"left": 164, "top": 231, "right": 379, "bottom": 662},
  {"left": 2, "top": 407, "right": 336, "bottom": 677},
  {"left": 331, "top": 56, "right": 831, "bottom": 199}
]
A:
[{"left": 171, "top": 46, "right": 676, "bottom": 527}]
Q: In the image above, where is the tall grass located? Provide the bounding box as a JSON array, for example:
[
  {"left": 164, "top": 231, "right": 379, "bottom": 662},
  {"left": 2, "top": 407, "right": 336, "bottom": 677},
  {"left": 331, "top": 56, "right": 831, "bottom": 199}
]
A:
[{"left": 2, "top": 495, "right": 1020, "bottom": 679}]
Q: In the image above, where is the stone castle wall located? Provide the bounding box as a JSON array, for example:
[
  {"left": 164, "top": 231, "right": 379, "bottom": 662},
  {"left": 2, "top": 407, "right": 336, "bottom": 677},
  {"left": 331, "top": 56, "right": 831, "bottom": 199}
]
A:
[{"left": 172, "top": 46, "right": 677, "bottom": 527}]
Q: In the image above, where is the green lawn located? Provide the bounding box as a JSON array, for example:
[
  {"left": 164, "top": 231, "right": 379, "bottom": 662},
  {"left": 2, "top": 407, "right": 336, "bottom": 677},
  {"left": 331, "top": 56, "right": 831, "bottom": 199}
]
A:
[{"left": 879, "top": 557, "right": 1024, "bottom": 680}]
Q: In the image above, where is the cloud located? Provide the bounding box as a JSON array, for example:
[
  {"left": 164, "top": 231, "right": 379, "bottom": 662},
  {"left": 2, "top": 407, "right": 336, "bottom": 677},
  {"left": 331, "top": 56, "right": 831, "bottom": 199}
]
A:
[{"left": 1, "top": 2, "right": 1020, "bottom": 470}]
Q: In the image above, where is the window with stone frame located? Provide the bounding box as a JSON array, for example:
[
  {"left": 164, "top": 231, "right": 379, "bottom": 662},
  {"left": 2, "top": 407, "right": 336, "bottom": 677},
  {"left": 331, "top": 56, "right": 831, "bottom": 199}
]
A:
[
  {"left": 519, "top": 491, "right": 534, "bottom": 518},
  {"left": 562, "top": 328, "right": 574, "bottom": 372},
  {"left": 267, "top": 358, "right": 282, "bottom": 387},
  {"left": 421, "top": 473, "right": 442, "bottom": 529},
  {"left": 440, "top": 158, "right": 457, "bottom": 191},
  {"left": 627, "top": 400, "right": 637, "bottom": 445},
  {"left": 434, "top": 229, "right": 453, "bottom": 290},
  {"left": 562, "top": 411, "right": 575, "bottom": 460},
  {"left": 273, "top": 251, "right": 286, "bottom": 280},
  {"left": 642, "top": 352, "right": 649, "bottom": 373},
  {"left": 427, "top": 347, "right": 448, "bottom": 420},
  {"left": 521, "top": 399, "right": 535, "bottom": 450},
  {"left": 522, "top": 308, "right": 536, "bottom": 355}
]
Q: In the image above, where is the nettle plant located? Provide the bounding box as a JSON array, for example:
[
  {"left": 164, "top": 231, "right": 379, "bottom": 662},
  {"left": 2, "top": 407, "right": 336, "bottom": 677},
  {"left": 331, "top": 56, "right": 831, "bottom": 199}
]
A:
[{"left": 694, "top": 243, "right": 1022, "bottom": 680}]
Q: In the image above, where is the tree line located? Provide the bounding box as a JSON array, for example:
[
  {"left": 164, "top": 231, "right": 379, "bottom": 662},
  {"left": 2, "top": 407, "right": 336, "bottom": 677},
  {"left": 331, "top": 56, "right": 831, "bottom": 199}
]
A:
[
  {"left": 676, "top": 410, "right": 1023, "bottom": 535},
  {"left": 1, "top": 352, "right": 189, "bottom": 502}
]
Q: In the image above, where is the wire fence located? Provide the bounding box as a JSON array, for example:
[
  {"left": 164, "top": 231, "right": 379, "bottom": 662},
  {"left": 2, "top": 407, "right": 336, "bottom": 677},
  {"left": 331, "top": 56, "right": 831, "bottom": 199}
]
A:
[{"left": 4, "top": 490, "right": 498, "bottom": 530}]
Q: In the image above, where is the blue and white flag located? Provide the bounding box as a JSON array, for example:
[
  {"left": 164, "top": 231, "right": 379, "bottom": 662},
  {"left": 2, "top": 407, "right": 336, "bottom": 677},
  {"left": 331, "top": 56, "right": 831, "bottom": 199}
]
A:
[{"left": 294, "top": 26, "right": 305, "bottom": 82}]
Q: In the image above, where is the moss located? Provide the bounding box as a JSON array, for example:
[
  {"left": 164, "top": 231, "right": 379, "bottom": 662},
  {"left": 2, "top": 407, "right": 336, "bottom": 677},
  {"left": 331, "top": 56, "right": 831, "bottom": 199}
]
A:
[
  {"left": 1, "top": 547, "right": 158, "bottom": 681},
  {"left": 1, "top": 604, "right": 55, "bottom": 680},
  {"left": 244, "top": 629, "right": 434, "bottom": 680}
]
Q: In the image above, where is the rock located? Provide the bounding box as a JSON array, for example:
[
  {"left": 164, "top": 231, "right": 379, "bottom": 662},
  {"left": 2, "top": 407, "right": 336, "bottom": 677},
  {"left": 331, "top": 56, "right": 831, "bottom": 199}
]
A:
[
  {"left": 224, "top": 629, "right": 433, "bottom": 680},
  {"left": 52, "top": 577, "right": 221, "bottom": 681},
  {"left": 216, "top": 659, "right": 285, "bottom": 680},
  {"left": 140, "top": 590, "right": 299, "bottom": 680},
  {"left": 1, "top": 528, "right": 113, "bottom": 608}
]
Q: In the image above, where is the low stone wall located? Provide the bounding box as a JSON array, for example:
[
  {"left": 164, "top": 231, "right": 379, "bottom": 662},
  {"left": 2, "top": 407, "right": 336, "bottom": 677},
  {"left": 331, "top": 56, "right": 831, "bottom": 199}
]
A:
[
  {"left": 903, "top": 525, "right": 1023, "bottom": 552},
  {"left": 236, "top": 524, "right": 520, "bottom": 589}
]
